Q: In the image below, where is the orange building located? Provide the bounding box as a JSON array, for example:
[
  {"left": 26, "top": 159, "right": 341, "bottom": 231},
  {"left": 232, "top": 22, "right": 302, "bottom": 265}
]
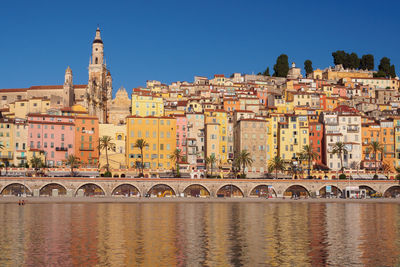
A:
[
  {"left": 309, "top": 122, "right": 323, "bottom": 165},
  {"left": 361, "top": 121, "right": 395, "bottom": 171},
  {"left": 223, "top": 97, "right": 240, "bottom": 112},
  {"left": 74, "top": 116, "right": 99, "bottom": 167}
]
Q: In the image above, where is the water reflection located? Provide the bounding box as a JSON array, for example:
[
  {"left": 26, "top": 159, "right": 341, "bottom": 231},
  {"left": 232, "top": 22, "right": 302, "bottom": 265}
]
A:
[{"left": 0, "top": 203, "right": 399, "bottom": 266}]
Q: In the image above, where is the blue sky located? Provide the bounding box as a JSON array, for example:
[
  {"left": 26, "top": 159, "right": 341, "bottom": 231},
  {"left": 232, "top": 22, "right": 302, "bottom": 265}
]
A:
[{"left": 1, "top": 0, "right": 399, "bottom": 97}]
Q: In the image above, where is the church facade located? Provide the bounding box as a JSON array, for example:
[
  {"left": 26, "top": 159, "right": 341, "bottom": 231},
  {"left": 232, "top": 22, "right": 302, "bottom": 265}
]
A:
[{"left": 0, "top": 28, "right": 113, "bottom": 123}]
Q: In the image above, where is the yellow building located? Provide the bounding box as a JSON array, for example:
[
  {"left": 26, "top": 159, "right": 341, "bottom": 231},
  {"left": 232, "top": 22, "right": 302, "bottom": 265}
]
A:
[
  {"left": 394, "top": 118, "right": 400, "bottom": 167},
  {"left": 0, "top": 118, "right": 14, "bottom": 167},
  {"left": 13, "top": 118, "right": 28, "bottom": 166},
  {"left": 131, "top": 94, "right": 164, "bottom": 117},
  {"left": 204, "top": 110, "right": 228, "bottom": 164},
  {"left": 5, "top": 98, "right": 51, "bottom": 119},
  {"left": 264, "top": 116, "right": 276, "bottom": 161},
  {"left": 126, "top": 116, "right": 176, "bottom": 171},
  {"left": 278, "top": 115, "right": 309, "bottom": 161},
  {"left": 99, "top": 124, "right": 127, "bottom": 170}
]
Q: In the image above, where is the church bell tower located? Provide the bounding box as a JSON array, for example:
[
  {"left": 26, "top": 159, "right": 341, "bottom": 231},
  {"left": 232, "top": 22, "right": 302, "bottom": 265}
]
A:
[{"left": 85, "top": 27, "right": 112, "bottom": 123}]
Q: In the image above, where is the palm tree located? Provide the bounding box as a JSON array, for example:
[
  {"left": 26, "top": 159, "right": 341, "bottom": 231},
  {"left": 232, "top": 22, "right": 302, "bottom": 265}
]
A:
[
  {"left": 268, "top": 156, "right": 286, "bottom": 179},
  {"left": 30, "top": 156, "right": 43, "bottom": 176},
  {"left": 170, "top": 148, "right": 183, "bottom": 177},
  {"left": 134, "top": 138, "right": 149, "bottom": 177},
  {"left": 237, "top": 150, "right": 254, "bottom": 176},
  {"left": 301, "top": 145, "right": 319, "bottom": 178},
  {"left": 368, "top": 141, "right": 384, "bottom": 176},
  {"left": 331, "top": 142, "right": 347, "bottom": 174},
  {"left": 66, "top": 155, "right": 80, "bottom": 177},
  {"left": 205, "top": 154, "right": 217, "bottom": 177},
  {"left": 98, "top": 136, "right": 116, "bottom": 173}
]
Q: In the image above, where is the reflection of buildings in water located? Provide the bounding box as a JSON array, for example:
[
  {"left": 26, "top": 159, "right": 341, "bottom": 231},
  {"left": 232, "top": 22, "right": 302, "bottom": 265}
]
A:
[
  {"left": 262, "top": 203, "right": 312, "bottom": 266},
  {"left": 359, "top": 204, "right": 399, "bottom": 266},
  {"left": 307, "top": 203, "right": 328, "bottom": 266},
  {"left": 139, "top": 204, "right": 179, "bottom": 266},
  {"left": 70, "top": 205, "right": 100, "bottom": 266},
  {"left": 325, "top": 203, "right": 363, "bottom": 266},
  {"left": 0, "top": 205, "right": 28, "bottom": 266}
]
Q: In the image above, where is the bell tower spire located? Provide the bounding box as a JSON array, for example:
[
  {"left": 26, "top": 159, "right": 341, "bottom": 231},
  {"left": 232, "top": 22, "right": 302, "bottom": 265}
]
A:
[
  {"left": 91, "top": 27, "right": 104, "bottom": 65},
  {"left": 85, "top": 27, "right": 112, "bottom": 123}
]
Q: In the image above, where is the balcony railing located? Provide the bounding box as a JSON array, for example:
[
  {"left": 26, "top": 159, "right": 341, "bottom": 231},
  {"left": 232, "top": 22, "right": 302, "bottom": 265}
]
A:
[
  {"left": 55, "top": 147, "right": 67, "bottom": 151},
  {"left": 79, "top": 147, "right": 94, "bottom": 151},
  {"left": 16, "top": 156, "right": 27, "bottom": 159},
  {"left": 0, "top": 154, "right": 13, "bottom": 159}
]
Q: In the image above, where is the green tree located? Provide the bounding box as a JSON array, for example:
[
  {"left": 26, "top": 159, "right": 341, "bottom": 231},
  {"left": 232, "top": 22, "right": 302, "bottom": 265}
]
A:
[
  {"left": 331, "top": 142, "right": 347, "bottom": 174},
  {"left": 332, "top": 50, "right": 347, "bottom": 66},
  {"left": 170, "top": 148, "right": 183, "bottom": 177},
  {"left": 273, "top": 54, "right": 289, "bottom": 77},
  {"left": 368, "top": 141, "right": 383, "bottom": 176},
  {"left": 360, "top": 54, "right": 374, "bottom": 70},
  {"left": 66, "top": 155, "right": 80, "bottom": 177},
  {"left": 348, "top": 52, "right": 360, "bottom": 69},
  {"left": 205, "top": 154, "right": 217, "bottom": 177},
  {"left": 301, "top": 145, "right": 319, "bottom": 178},
  {"left": 268, "top": 156, "right": 286, "bottom": 179},
  {"left": 98, "top": 135, "right": 116, "bottom": 173},
  {"left": 237, "top": 150, "right": 253, "bottom": 176},
  {"left": 390, "top": 65, "right": 396, "bottom": 78},
  {"left": 263, "top": 67, "right": 270, "bottom": 76},
  {"left": 134, "top": 138, "right": 149, "bottom": 177},
  {"left": 379, "top": 57, "right": 391, "bottom": 75},
  {"left": 30, "top": 156, "right": 44, "bottom": 176},
  {"left": 304, "top": 60, "right": 313, "bottom": 75}
]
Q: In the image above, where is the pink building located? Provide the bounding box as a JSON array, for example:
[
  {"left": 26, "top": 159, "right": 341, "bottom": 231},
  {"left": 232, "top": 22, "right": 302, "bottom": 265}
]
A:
[
  {"left": 175, "top": 114, "right": 187, "bottom": 155},
  {"left": 28, "top": 114, "right": 75, "bottom": 167},
  {"left": 332, "top": 85, "right": 347, "bottom": 97}
]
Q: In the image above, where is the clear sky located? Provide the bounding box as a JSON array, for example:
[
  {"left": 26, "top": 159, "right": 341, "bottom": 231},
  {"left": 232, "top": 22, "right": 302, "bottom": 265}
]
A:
[{"left": 1, "top": 0, "right": 399, "bottom": 96}]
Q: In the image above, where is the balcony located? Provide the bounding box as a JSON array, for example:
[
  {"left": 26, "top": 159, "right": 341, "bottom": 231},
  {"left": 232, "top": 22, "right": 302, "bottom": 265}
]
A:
[
  {"left": 0, "top": 154, "right": 13, "bottom": 160},
  {"left": 79, "top": 147, "right": 94, "bottom": 151},
  {"left": 197, "top": 132, "right": 204, "bottom": 137},
  {"left": 17, "top": 155, "right": 27, "bottom": 159},
  {"left": 347, "top": 127, "right": 359, "bottom": 133},
  {"left": 55, "top": 147, "right": 67, "bottom": 151}
]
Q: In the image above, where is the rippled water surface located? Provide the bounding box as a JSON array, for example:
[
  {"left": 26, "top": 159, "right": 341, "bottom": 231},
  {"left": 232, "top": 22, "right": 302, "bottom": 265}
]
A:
[{"left": 0, "top": 202, "right": 399, "bottom": 266}]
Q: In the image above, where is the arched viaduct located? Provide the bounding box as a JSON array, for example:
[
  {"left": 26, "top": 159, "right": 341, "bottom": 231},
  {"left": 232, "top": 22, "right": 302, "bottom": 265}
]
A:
[{"left": 0, "top": 177, "right": 399, "bottom": 198}]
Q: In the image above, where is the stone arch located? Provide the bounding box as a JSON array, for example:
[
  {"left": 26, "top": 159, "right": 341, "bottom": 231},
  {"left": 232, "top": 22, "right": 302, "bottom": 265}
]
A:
[
  {"left": 147, "top": 184, "right": 176, "bottom": 197},
  {"left": 144, "top": 174, "right": 149, "bottom": 178},
  {"left": 75, "top": 183, "right": 106, "bottom": 197},
  {"left": 121, "top": 174, "right": 126, "bottom": 178},
  {"left": 113, "top": 174, "right": 119, "bottom": 178},
  {"left": 1, "top": 183, "right": 32, "bottom": 196},
  {"left": 284, "top": 185, "right": 310, "bottom": 197},
  {"left": 39, "top": 183, "right": 67, "bottom": 196},
  {"left": 216, "top": 184, "right": 244, "bottom": 197},
  {"left": 359, "top": 185, "right": 376, "bottom": 197},
  {"left": 151, "top": 174, "right": 157, "bottom": 178},
  {"left": 384, "top": 186, "right": 400, "bottom": 198},
  {"left": 112, "top": 184, "right": 140, "bottom": 197},
  {"left": 183, "top": 184, "right": 210, "bottom": 197},
  {"left": 318, "top": 185, "right": 342, "bottom": 198},
  {"left": 249, "top": 185, "right": 277, "bottom": 198}
]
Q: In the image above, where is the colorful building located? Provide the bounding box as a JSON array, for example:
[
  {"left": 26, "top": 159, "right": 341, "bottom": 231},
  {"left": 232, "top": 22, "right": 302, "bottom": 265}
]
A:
[
  {"left": 28, "top": 114, "right": 75, "bottom": 167},
  {"left": 99, "top": 123, "right": 126, "bottom": 170},
  {"left": 131, "top": 94, "right": 164, "bottom": 117},
  {"left": 126, "top": 116, "right": 176, "bottom": 171},
  {"left": 0, "top": 118, "right": 15, "bottom": 167},
  {"left": 74, "top": 116, "right": 99, "bottom": 167},
  {"left": 309, "top": 122, "right": 323, "bottom": 165}
]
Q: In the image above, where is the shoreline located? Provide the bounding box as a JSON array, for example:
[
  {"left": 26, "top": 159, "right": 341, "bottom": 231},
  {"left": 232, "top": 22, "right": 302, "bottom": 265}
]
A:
[{"left": 1, "top": 196, "right": 400, "bottom": 204}]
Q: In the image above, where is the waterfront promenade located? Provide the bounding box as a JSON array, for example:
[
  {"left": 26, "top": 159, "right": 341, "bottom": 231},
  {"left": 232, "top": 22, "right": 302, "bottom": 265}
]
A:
[{"left": 0, "top": 177, "right": 399, "bottom": 198}]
